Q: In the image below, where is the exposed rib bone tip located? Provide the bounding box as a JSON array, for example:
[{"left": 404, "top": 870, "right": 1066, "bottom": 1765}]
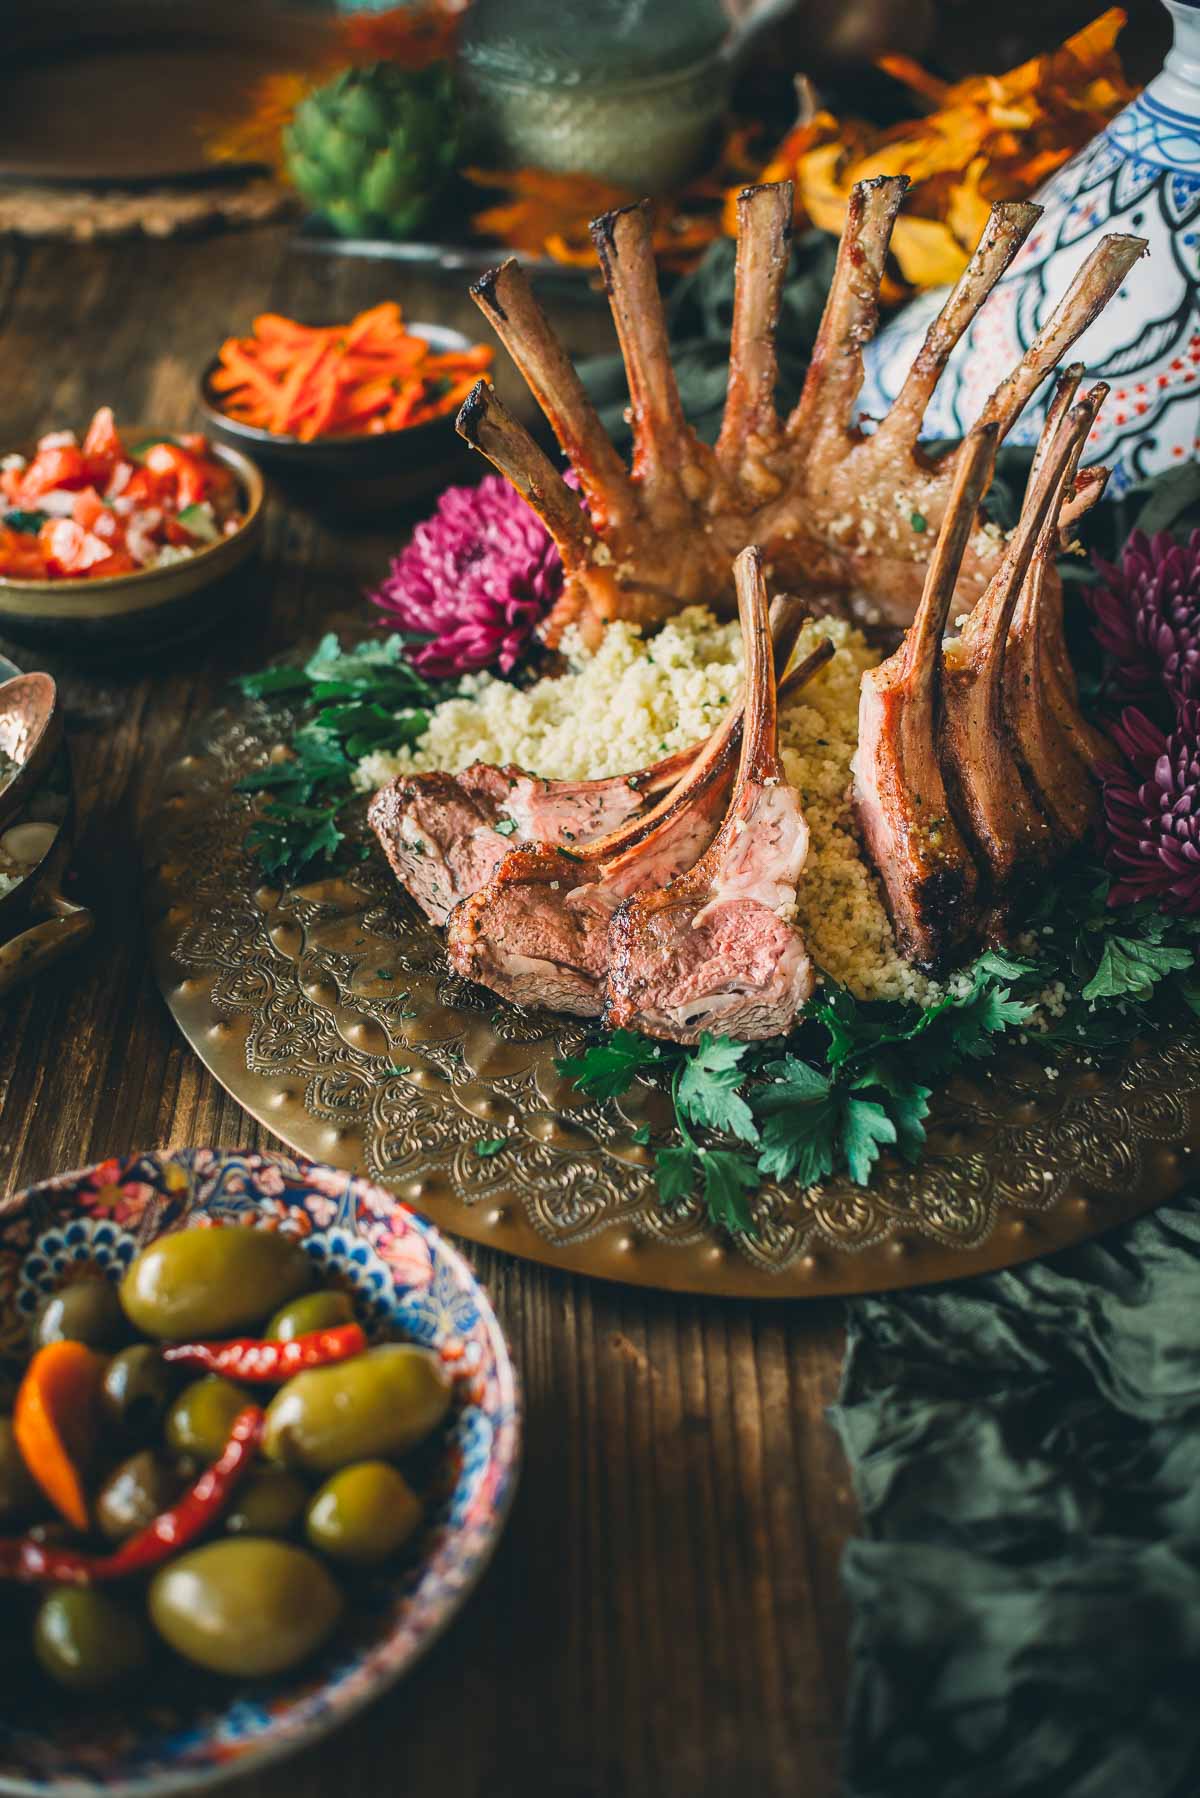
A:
[
  {"left": 455, "top": 379, "right": 492, "bottom": 442},
  {"left": 739, "top": 179, "right": 794, "bottom": 206},
  {"left": 589, "top": 199, "right": 650, "bottom": 250},
  {"left": 470, "top": 262, "right": 517, "bottom": 317}
]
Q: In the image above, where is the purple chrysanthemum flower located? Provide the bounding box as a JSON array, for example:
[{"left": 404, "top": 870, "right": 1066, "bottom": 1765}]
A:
[
  {"left": 371, "top": 474, "right": 562, "bottom": 678},
  {"left": 1100, "top": 702, "right": 1200, "bottom": 912},
  {"left": 1089, "top": 529, "right": 1200, "bottom": 706}
]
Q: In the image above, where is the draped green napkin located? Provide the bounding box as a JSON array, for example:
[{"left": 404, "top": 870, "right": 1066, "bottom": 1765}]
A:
[{"left": 833, "top": 1196, "right": 1200, "bottom": 1797}]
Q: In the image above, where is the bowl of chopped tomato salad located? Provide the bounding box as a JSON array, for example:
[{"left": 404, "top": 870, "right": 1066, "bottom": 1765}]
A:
[
  {"left": 0, "top": 408, "right": 263, "bottom": 648},
  {"left": 199, "top": 307, "right": 491, "bottom": 511}
]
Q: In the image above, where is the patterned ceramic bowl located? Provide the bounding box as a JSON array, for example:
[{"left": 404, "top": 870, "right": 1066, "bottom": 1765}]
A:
[{"left": 0, "top": 1149, "right": 521, "bottom": 1797}]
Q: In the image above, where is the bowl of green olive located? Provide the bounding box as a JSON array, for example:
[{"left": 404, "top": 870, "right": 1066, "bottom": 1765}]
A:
[{"left": 0, "top": 1149, "right": 520, "bottom": 1795}]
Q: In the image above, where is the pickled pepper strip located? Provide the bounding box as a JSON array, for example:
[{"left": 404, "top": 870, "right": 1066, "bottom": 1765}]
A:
[
  {"left": 162, "top": 1322, "right": 367, "bottom": 1381},
  {"left": 0, "top": 1406, "right": 264, "bottom": 1586}
]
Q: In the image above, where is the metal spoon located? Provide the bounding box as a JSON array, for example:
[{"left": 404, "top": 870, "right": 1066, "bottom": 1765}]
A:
[{"left": 0, "top": 672, "right": 61, "bottom": 833}]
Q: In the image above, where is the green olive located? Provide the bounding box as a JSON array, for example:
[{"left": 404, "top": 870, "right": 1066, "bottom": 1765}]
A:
[
  {"left": 35, "top": 1278, "right": 127, "bottom": 1352},
  {"left": 120, "top": 1225, "right": 312, "bottom": 1341},
  {"left": 267, "top": 1289, "right": 355, "bottom": 1342},
  {"left": 165, "top": 1377, "right": 249, "bottom": 1463},
  {"left": 0, "top": 1417, "right": 42, "bottom": 1525},
  {"left": 95, "top": 1450, "right": 181, "bottom": 1543},
  {"left": 305, "top": 1462, "right": 423, "bottom": 1565},
  {"left": 102, "top": 1344, "right": 176, "bottom": 1439},
  {"left": 264, "top": 1345, "right": 451, "bottom": 1474},
  {"left": 149, "top": 1539, "right": 343, "bottom": 1677},
  {"left": 225, "top": 1468, "right": 308, "bottom": 1538},
  {"left": 35, "top": 1589, "right": 150, "bottom": 1693}
]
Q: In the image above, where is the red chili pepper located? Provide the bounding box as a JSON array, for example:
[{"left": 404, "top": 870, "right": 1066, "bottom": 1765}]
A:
[
  {"left": 0, "top": 1405, "right": 263, "bottom": 1586},
  {"left": 162, "top": 1322, "right": 367, "bottom": 1382}
]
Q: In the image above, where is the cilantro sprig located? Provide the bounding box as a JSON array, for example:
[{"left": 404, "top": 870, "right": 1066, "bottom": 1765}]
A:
[{"left": 235, "top": 633, "right": 441, "bottom": 882}]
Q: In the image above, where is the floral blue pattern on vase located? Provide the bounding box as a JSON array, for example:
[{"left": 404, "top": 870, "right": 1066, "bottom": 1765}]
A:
[
  {"left": 0, "top": 1149, "right": 521, "bottom": 1797},
  {"left": 859, "top": 0, "right": 1200, "bottom": 492}
]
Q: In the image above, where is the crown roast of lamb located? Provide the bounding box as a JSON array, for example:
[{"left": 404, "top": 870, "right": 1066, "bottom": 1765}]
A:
[{"left": 367, "top": 178, "right": 1146, "bottom": 1038}]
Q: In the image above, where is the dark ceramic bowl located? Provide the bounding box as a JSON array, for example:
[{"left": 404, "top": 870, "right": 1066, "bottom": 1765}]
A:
[{"left": 198, "top": 321, "right": 479, "bottom": 515}]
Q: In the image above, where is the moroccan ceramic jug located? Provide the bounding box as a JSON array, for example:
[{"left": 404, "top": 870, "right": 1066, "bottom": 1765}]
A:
[{"left": 859, "top": 0, "right": 1200, "bottom": 491}]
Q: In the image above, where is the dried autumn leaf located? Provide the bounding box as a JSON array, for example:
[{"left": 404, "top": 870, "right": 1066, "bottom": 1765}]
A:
[{"left": 753, "top": 6, "right": 1137, "bottom": 292}]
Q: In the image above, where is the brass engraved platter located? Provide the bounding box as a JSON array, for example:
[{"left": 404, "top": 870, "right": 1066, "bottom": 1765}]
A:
[{"left": 145, "top": 687, "right": 1200, "bottom": 1299}]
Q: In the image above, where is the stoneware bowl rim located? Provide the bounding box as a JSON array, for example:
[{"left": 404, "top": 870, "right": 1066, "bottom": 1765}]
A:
[{"left": 0, "top": 1147, "right": 521, "bottom": 1798}]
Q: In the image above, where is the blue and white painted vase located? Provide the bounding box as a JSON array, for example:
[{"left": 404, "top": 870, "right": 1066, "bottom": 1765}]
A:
[{"left": 859, "top": 0, "right": 1200, "bottom": 491}]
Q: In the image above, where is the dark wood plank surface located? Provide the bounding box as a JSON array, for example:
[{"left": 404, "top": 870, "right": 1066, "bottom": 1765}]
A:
[{"left": 0, "top": 224, "right": 856, "bottom": 1798}]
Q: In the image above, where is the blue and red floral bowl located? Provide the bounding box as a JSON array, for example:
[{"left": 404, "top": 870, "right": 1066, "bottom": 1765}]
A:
[{"left": 0, "top": 1149, "right": 521, "bottom": 1796}]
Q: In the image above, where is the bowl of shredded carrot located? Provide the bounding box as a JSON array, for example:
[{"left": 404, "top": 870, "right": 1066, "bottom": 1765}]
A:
[{"left": 200, "top": 305, "right": 493, "bottom": 508}]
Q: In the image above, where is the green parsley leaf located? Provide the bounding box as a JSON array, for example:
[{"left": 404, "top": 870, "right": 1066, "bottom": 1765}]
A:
[
  {"left": 494, "top": 817, "right": 519, "bottom": 837},
  {"left": 754, "top": 1057, "right": 837, "bottom": 1185},
  {"left": 237, "top": 665, "right": 312, "bottom": 698},
  {"left": 1181, "top": 979, "right": 1200, "bottom": 1018},
  {"left": 244, "top": 801, "right": 345, "bottom": 878},
  {"left": 2, "top": 509, "right": 47, "bottom": 534},
  {"left": 700, "top": 1149, "right": 760, "bottom": 1234},
  {"left": 383, "top": 1064, "right": 410, "bottom": 1077},
  {"left": 654, "top": 1144, "right": 697, "bottom": 1204},
  {"left": 675, "top": 1034, "right": 756, "bottom": 1144},
  {"left": 556, "top": 1030, "right": 663, "bottom": 1100},
  {"left": 474, "top": 1138, "right": 509, "bottom": 1158},
  {"left": 910, "top": 510, "right": 927, "bottom": 532},
  {"left": 631, "top": 1123, "right": 651, "bottom": 1146},
  {"left": 840, "top": 1096, "right": 897, "bottom": 1184},
  {"left": 1081, "top": 935, "right": 1195, "bottom": 1003}
]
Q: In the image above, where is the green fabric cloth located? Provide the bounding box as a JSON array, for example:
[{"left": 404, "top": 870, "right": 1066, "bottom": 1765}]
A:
[{"left": 833, "top": 1195, "right": 1200, "bottom": 1797}]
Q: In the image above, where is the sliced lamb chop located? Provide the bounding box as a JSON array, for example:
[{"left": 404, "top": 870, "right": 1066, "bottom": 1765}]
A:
[
  {"left": 369, "top": 636, "right": 830, "bottom": 927},
  {"left": 939, "top": 404, "right": 1092, "bottom": 911},
  {"left": 461, "top": 179, "right": 1146, "bottom": 643},
  {"left": 446, "top": 605, "right": 833, "bottom": 1015},
  {"left": 604, "top": 548, "right": 814, "bottom": 1044},
  {"left": 1003, "top": 375, "right": 1113, "bottom": 845},
  {"left": 852, "top": 424, "right": 996, "bottom": 971}
]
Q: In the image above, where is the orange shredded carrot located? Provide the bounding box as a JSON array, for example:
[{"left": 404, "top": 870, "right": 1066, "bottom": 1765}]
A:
[
  {"left": 14, "top": 1339, "right": 105, "bottom": 1530},
  {"left": 211, "top": 304, "right": 493, "bottom": 440}
]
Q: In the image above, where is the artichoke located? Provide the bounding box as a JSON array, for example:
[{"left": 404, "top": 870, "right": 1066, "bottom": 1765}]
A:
[{"left": 284, "top": 62, "right": 460, "bottom": 241}]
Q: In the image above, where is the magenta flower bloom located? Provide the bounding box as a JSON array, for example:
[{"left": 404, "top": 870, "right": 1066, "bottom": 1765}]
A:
[
  {"left": 1100, "top": 703, "right": 1200, "bottom": 912},
  {"left": 370, "top": 475, "right": 562, "bottom": 678},
  {"left": 1089, "top": 529, "right": 1200, "bottom": 706}
]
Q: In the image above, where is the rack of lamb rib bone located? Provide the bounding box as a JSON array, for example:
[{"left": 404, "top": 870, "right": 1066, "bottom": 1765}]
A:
[
  {"left": 853, "top": 372, "right": 1114, "bottom": 973},
  {"left": 454, "top": 175, "right": 1144, "bottom": 641}
]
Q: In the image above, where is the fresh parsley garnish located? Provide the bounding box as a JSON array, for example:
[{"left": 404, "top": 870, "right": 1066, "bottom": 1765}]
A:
[
  {"left": 475, "top": 1137, "right": 509, "bottom": 1158},
  {"left": 2, "top": 509, "right": 47, "bottom": 534},
  {"left": 494, "top": 817, "right": 518, "bottom": 837},
  {"left": 553, "top": 857, "right": 1200, "bottom": 1237},
  {"left": 235, "top": 633, "right": 447, "bottom": 882}
]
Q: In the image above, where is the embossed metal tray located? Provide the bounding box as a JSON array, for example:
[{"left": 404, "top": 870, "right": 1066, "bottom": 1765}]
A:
[{"left": 145, "top": 686, "right": 1200, "bottom": 1298}]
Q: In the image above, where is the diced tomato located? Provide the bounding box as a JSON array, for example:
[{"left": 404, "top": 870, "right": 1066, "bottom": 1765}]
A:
[
  {"left": 86, "top": 548, "right": 137, "bottom": 579},
  {"left": 38, "top": 518, "right": 117, "bottom": 577},
  {"left": 81, "top": 406, "right": 126, "bottom": 481},
  {"left": 120, "top": 467, "right": 161, "bottom": 508},
  {"left": 71, "top": 487, "right": 107, "bottom": 533},
  {"left": 0, "top": 467, "right": 24, "bottom": 504},
  {"left": 178, "top": 432, "right": 210, "bottom": 457},
  {"left": 0, "top": 527, "right": 48, "bottom": 579},
  {"left": 163, "top": 519, "right": 191, "bottom": 547},
  {"left": 143, "top": 443, "right": 209, "bottom": 510},
  {"left": 17, "top": 445, "right": 89, "bottom": 502}
]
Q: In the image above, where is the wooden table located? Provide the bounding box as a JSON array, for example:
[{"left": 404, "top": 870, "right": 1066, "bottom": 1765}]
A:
[{"left": 0, "top": 225, "right": 856, "bottom": 1798}]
